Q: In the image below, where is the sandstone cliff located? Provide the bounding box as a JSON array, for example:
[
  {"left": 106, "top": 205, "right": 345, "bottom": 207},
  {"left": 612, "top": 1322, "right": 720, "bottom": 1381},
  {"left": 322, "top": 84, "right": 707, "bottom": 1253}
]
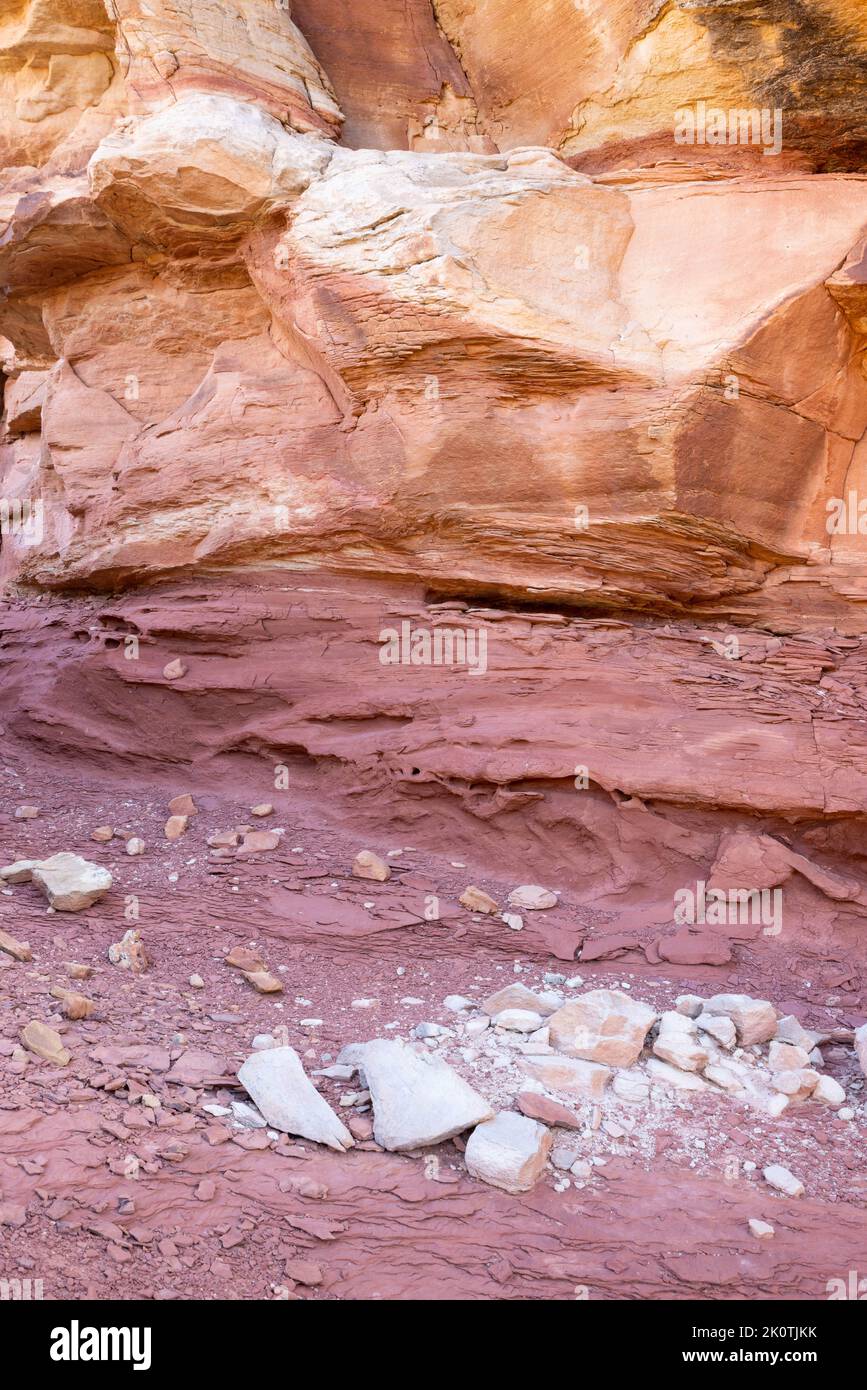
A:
[{"left": 2, "top": 1, "right": 867, "bottom": 922}]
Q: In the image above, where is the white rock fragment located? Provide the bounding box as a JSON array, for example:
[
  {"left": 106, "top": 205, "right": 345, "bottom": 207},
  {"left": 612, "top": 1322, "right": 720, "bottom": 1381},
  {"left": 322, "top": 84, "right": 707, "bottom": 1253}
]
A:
[
  {"left": 775, "top": 1015, "right": 821, "bottom": 1051},
  {"left": 763, "top": 1164, "right": 804, "bottom": 1198},
  {"left": 702, "top": 1062, "right": 737, "bottom": 1092},
  {"left": 464, "top": 1015, "right": 490, "bottom": 1036},
  {"left": 612, "top": 1071, "right": 650, "bottom": 1104},
  {"left": 811, "top": 1074, "right": 845, "bottom": 1107},
  {"left": 645, "top": 1057, "right": 710, "bottom": 1091},
  {"left": 548, "top": 989, "right": 656, "bottom": 1066},
  {"left": 703, "top": 994, "right": 777, "bottom": 1046},
  {"left": 0, "top": 859, "right": 40, "bottom": 883},
  {"left": 507, "top": 885, "right": 558, "bottom": 910},
  {"left": 695, "top": 1011, "right": 736, "bottom": 1049},
  {"left": 765, "top": 1093, "right": 790, "bottom": 1117},
  {"left": 653, "top": 1011, "right": 710, "bottom": 1073},
  {"left": 494, "top": 1008, "right": 544, "bottom": 1033},
  {"left": 231, "top": 1100, "right": 267, "bottom": 1129},
  {"left": 443, "top": 995, "right": 474, "bottom": 1012},
  {"left": 464, "top": 1111, "right": 552, "bottom": 1193},
  {"left": 359, "top": 1039, "right": 493, "bottom": 1151},
  {"left": 748, "top": 1219, "right": 775, "bottom": 1239},
  {"left": 237, "top": 1046, "right": 353, "bottom": 1152},
  {"left": 501, "top": 913, "right": 523, "bottom": 931}
]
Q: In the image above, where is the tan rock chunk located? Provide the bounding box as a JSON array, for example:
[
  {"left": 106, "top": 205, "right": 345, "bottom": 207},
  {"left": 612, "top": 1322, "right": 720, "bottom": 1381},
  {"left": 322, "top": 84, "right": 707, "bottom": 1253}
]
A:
[
  {"left": 164, "top": 814, "right": 189, "bottom": 840},
  {"left": 353, "top": 850, "right": 390, "bottom": 882},
  {"left": 15, "top": 805, "right": 39, "bottom": 820},
  {"left": 646, "top": 1058, "right": 711, "bottom": 1091},
  {"left": 168, "top": 794, "right": 198, "bottom": 817},
  {"left": 50, "top": 986, "right": 96, "bottom": 1020},
  {"left": 495, "top": 1008, "right": 543, "bottom": 1032},
  {"left": 5, "top": 370, "right": 46, "bottom": 433},
  {"left": 695, "top": 1011, "right": 736, "bottom": 1049},
  {"left": 516, "top": 1091, "right": 581, "bottom": 1129},
  {"left": 459, "top": 886, "right": 498, "bottom": 913},
  {"left": 483, "top": 983, "right": 556, "bottom": 1017},
  {"left": 239, "top": 830, "right": 280, "bottom": 853},
  {"left": 548, "top": 989, "right": 656, "bottom": 1066},
  {"left": 507, "top": 884, "right": 557, "bottom": 910},
  {"left": 21, "top": 1020, "right": 70, "bottom": 1066},
  {"left": 208, "top": 830, "right": 240, "bottom": 848},
  {"left": 768, "top": 1040, "right": 810, "bottom": 1072},
  {"left": 108, "top": 929, "right": 148, "bottom": 973},
  {"left": 91, "top": 826, "right": 114, "bottom": 842},
  {"left": 250, "top": 803, "right": 274, "bottom": 817},
  {"left": 32, "top": 853, "right": 112, "bottom": 911},
  {"left": 225, "top": 946, "right": 267, "bottom": 974},
  {"left": 519, "top": 1053, "right": 611, "bottom": 1100},
  {"left": 772, "top": 1068, "right": 815, "bottom": 1097},
  {"left": 66, "top": 962, "right": 93, "bottom": 980},
  {"left": 0, "top": 929, "right": 32, "bottom": 962},
  {"left": 811, "top": 1074, "right": 845, "bottom": 1107},
  {"left": 243, "top": 970, "right": 284, "bottom": 994},
  {"left": 704, "top": 1063, "right": 745, "bottom": 1093},
  {"left": 162, "top": 658, "right": 187, "bottom": 680}
]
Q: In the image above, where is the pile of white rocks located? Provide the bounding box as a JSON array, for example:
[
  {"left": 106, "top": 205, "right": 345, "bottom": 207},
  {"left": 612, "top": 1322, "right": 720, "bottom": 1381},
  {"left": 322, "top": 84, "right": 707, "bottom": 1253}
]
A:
[{"left": 235, "top": 983, "right": 861, "bottom": 1198}]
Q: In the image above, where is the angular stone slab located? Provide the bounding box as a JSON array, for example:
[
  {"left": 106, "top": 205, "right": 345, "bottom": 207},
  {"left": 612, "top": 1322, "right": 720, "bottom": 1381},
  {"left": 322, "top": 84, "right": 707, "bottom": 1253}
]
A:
[
  {"left": 359, "top": 1039, "right": 493, "bottom": 1151},
  {"left": 238, "top": 1046, "right": 354, "bottom": 1152}
]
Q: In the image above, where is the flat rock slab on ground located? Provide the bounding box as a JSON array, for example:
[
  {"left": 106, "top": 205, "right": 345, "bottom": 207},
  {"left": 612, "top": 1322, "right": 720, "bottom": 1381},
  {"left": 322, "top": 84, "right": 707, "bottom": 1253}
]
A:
[
  {"left": 359, "top": 1039, "right": 494, "bottom": 1151},
  {"left": 238, "top": 1046, "right": 354, "bottom": 1152}
]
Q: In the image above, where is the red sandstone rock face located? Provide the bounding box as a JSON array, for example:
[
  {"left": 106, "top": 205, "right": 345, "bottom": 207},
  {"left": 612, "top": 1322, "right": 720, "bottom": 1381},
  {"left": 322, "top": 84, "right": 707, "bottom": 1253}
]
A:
[
  {"left": 1, "top": 3, "right": 867, "bottom": 1306},
  {"left": 0, "top": 4, "right": 865, "bottom": 859},
  {"left": 0, "top": 1, "right": 866, "bottom": 852}
]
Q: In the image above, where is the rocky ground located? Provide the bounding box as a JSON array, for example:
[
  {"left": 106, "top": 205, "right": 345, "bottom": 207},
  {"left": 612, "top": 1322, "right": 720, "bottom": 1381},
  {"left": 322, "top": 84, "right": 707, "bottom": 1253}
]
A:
[{"left": 1, "top": 752, "right": 866, "bottom": 1302}]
